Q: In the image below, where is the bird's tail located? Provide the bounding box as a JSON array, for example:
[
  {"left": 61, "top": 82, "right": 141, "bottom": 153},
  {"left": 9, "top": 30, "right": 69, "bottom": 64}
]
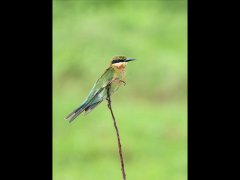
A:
[
  {"left": 65, "top": 86, "right": 107, "bottom": 123},
  {"left": 65, "top": 103, "right": 86, "bottom": 123},
  {"left": 84, "top": 101, "right": 103, "bottom": 115}
]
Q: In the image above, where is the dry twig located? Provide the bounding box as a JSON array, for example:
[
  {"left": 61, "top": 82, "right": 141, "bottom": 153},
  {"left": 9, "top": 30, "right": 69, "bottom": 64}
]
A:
[{"left": 106, "top": 85, "right": 126, "bottom": 180}]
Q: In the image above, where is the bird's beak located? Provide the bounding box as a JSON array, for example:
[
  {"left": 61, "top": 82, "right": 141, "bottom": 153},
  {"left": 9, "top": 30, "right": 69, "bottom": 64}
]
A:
[{"left": 125, "top": 58, "right": 136, "bottom": 62}]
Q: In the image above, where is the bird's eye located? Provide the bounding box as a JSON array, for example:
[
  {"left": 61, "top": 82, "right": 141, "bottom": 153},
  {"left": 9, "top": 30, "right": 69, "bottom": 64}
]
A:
[{"left": 112, "top": 59, "right": 126, "bottom": 64}]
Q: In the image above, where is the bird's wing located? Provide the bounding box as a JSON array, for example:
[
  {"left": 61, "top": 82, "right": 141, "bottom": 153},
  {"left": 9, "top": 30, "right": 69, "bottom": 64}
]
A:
[
  {"left": 84, "top": 67, "right": 114, "bottom": 103},
  {"left": 65, "top": 67, "right": 114, "bottom": 122},
  {"left": 84, "top": 100, "right": 103, "bottom": 115}
]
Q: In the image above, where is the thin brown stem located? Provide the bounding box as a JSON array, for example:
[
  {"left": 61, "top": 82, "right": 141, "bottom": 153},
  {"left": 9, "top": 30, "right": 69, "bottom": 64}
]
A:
[{"left": 107, "top": 85, "right": 126, "bottom": 180}]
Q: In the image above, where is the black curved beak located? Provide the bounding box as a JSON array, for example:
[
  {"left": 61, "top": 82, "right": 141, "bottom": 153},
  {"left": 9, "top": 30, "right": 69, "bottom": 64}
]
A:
[{"left": 125, "top": 58, "right": 136, "bottom": 62}]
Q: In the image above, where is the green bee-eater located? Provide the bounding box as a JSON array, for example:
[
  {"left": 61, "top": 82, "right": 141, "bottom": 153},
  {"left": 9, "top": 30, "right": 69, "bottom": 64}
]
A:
[{"left": 65, "top": 55, "right": 136, "bottom": 122}]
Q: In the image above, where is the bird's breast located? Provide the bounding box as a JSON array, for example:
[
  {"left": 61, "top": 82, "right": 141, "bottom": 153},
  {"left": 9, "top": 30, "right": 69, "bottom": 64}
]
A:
[
  {"left": 113, "top": 68, "right": 126, "bottom": 79},
  {"left": 113, "top": 70, "right": 125, "bottom": 81}
]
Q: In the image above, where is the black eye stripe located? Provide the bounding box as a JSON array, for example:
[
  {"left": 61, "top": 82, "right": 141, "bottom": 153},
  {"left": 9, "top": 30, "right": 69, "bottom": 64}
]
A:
[{"left": 112, "top": 59, "right": 124, "bottom": 64}]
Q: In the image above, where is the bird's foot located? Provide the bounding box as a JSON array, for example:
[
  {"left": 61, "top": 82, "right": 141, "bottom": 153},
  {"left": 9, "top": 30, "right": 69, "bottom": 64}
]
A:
[{"left": 120, "top": 80, "right": 126, "bottom": 86}]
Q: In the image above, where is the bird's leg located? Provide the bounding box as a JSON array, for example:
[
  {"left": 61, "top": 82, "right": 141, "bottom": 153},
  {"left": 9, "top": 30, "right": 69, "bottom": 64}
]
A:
[
  {"left": 119, "top": 80, "right": 126, "bottom": 86},
  {"left": 111, "top": 78, "right": 126, "bottom": 86},
  {"left": 105, "top": 78, "right": 125, "bottom": 105}
]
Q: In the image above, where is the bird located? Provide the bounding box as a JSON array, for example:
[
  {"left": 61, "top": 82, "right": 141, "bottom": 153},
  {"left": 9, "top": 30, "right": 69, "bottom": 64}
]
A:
[{"left": 65, "top": 55, "right": 136, "bottom": 123}]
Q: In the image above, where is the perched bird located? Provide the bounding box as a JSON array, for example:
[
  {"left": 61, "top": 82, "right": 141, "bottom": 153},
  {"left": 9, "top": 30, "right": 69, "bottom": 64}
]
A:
[{"left": 65, "top": 55, "right": 136, "bottom": 122}]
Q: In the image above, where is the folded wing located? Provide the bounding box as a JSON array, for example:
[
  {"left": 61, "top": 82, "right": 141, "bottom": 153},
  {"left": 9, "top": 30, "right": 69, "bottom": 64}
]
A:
[{"left": 65, "top": 67, "right": 114, "bottom": 122}]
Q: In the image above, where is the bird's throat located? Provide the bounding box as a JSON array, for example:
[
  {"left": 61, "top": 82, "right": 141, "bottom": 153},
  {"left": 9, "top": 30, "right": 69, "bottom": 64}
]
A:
[{"left": 112, "top": 63, "right": 126, "bottom": 77}]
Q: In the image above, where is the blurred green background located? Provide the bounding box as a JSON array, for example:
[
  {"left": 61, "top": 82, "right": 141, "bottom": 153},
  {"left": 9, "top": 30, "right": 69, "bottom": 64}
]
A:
[{"left": 53, "top": 0, "right": 187, "bottom": 180}]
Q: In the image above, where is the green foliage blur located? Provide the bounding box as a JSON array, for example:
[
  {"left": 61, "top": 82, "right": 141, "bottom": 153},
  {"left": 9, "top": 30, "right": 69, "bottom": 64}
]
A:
[{"left": 53, "top": 0, "right": 187, "bottom": 180}]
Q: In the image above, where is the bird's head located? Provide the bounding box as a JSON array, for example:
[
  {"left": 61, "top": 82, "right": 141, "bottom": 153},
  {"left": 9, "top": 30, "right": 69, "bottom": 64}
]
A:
[{"left": 110, "top": 55, "right": 136, "bottom": 70}]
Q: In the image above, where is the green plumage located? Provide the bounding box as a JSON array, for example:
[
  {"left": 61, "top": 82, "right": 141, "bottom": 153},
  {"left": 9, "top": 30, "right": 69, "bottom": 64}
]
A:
[
  {"left": 65, "top": 55, "right": 136, "bottom": 122},
  {"left": 65, "top": 67, "right": 118, "bottom": 122}
]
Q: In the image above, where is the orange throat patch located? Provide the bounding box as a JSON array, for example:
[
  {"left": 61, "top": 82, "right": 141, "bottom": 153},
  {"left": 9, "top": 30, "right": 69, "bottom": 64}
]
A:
[{"left": 112, "top": 62, "right": 127, "bottom": 74}]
